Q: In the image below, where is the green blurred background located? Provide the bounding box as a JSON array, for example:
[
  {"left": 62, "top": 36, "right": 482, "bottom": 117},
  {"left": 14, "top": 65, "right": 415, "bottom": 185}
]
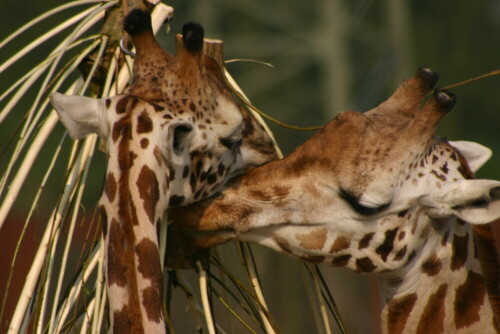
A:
[{"left": 1, "top": 1, "right": 499, "bottom": 333}]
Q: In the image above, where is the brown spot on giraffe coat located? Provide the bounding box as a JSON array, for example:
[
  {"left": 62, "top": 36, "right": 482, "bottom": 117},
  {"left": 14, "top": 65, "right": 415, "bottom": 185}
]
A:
[
  {"left": 393, "top": 245, "right": 407, "bottom": 261},
  {"left": 135, "top": 238, "right": 161, "bottom": 282},
  {"left": 112, "top": 116, "right": 132, "bottom": 144},
  {"left": 116, "top": 95, "right": 136, "bottom": 114},
  {"left": 136, "top": 165, "right": 160, "bottom": 224},
  {"left": 386, "top": 293, "right": 417, "bottom": 334},
  {"left": 451, "top": 233, "right": 469, "bottom": 271},
  {"left": 359, "top": 232, "right": 375, "bottom": 249},
  {"left": 135, "top": 238, "right": 164, "bottom": 323},
  {"left": 454, "top": 270, "right": 486, "bottom": 329},
  {"left": 99, "top": 205, "right": 108, "bottom": 239},
  {"left": 296, "top": 228, "right": 328, "bottom": 250},
  {"left": 376, "top": 228, "right": 398, "bottom": 262},
  {"left": 421, "top": 252, "right": 442, "bottom": 276},
  {"left": 105, "top": 172, "right": 117, "bottom": 202},
  {"left": 329, "top": 236, "right": 351, "bottom": 253},
  {"left": 137, "top": 110, "right": 153, "bottom": 134},
  {"left": 141, "top": 286, "right": 164, "bottom": 323},
  {"left": 416, "top": 283, "right": 447, "bottom": 333},
  {"left": 332, "top": 254, "right": 351, "bottom": 267},
  {"left": 107, "top": 219, "right": 127, "bottom": 287},
  {"left": 356, "top": 257, "right": 376, "bottom": 272},
  {"left": 113, "top": 304, "right": 144, "bottom": 334}
]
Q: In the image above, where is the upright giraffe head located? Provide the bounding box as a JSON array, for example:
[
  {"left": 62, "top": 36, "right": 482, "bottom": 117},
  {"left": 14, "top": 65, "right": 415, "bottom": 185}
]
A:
[
  {"left": 51, "top": 9, "right": 277, "bottom": 333},
  {"left": 172, "top": 67, "right": 500, "bottom": 333}
]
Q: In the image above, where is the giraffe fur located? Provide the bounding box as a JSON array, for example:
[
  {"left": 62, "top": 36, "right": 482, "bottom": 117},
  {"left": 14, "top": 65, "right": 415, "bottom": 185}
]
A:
[
  {"left": 171, "top": 67, "right": 500, "bottom": 333},
  {"left": 51, "top": 8, "right": 277, "bottom": 333}
]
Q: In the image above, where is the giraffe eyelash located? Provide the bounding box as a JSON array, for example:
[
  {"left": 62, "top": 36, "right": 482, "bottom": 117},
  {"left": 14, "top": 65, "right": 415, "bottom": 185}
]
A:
[
  {"left": 339, "top": 188, "right": 391, "bottom": 216},
  {"left": 219, "top": 135, "right": 242, "bottom": 149}
]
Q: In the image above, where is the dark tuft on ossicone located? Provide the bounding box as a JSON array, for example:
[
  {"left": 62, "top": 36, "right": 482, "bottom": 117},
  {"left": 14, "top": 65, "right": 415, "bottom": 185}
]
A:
[
  {"left": 124, "top": 9, "right": 152, "bottom": 36},
  {"left": 182, "top": 22, "right": 204, "bottom": 53},
  {"left": 416, "top": 66, "right": 439, "bottom": 91},
  {"left": 434, "top": 89, "right": 456, "bottom": 112}
]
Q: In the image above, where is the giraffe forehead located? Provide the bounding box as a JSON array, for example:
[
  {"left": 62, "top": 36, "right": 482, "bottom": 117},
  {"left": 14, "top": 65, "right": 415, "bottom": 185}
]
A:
[
  {"left": 324, "top": 111, "right": 419, "bottom": 185},
  {"left": 107, "top": 92, "right": 242, "bottom": 136},
  {"left": 129, "top": 55, "right": 234, "bottom": 114},
  {"left": 324, "top": 134, "right": 474, "bottom": 222}
]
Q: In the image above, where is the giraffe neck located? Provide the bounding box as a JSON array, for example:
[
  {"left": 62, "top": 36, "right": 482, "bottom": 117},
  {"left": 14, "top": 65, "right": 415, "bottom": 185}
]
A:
[
  {"left": 100, "top": 108, "right": 167, "bottom": 334},
  {"left": 378, "top": 219, "right": 499, "bottom": 334}
]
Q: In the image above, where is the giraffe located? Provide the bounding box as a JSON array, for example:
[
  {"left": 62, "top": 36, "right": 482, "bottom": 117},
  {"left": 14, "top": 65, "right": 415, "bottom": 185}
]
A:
[
  {"left": 50, "top": 9, "right": 277, "bottom": 334},
  {"left": 170, "top": 67, "right": 500, "bottom": 333}
]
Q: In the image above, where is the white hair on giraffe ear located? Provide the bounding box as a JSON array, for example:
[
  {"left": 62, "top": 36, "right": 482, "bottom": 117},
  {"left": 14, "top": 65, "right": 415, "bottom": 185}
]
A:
[
  {"left": 421, "top": 179, "right": 500, "bottom": 224},
  {"left": 448, "top": 140, "right": 492, "bottom": 173},
  {"left": 50, "top": 93, "right": 108, "bottom": 139}
]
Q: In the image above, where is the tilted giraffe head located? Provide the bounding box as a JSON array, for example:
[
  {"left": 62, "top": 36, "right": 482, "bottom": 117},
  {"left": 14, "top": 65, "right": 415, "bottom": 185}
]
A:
[
  {"left": 171, "top": 67, "right": 500, "bottom": 333},
  {"left": 50, "top": 9, "right": 277, "bottom": 333}
]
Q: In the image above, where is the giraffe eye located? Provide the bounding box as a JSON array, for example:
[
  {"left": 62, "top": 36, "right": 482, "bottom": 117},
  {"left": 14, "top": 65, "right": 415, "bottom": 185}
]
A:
[
  {"left": 220, "top": 135, "right": 242, "bottom": 149},
  {"left": 340, "top": 189, "right": 390, "bottom": 216}
]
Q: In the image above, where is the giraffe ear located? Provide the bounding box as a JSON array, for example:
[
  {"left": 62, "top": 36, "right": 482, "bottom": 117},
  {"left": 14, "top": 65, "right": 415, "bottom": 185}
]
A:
[
  {"left": 453, "top": 196, "right": 500, "bottom": 225},
  {"left": 422, "top": 179, "right": 500, "bottom": 224},
  {"left": 50, "top": 93, "right": 107, "bottom": 139},
  {"left": 448, "top": 140, "right": 492, "bottom": 173},
  {"left": 165, "top": 121, "right": 194, "bottom": 162}
]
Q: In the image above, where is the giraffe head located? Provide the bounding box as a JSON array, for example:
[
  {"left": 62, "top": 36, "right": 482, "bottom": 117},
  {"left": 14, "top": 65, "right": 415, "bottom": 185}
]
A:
[
  {"left": 304, "top": 68, "right": 500, "bottom": 227},
  {"left": 171, "top": 67, "right": 500, "bottom": 266},
  {"left": 170, "top": 67, "right": 500, "bottom": 332},
  {"left": 50, "top": 9, "right": 277, "bottom": 333},
  {"left": 51, "top": 9, "right": 277, "bottom": 209}
]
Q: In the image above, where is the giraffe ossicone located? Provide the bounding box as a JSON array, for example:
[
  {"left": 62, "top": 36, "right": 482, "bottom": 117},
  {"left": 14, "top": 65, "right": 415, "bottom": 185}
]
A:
[
  {"left": 51, "top": 8, "right": 277, "bottom": 334},
  {"left": 172, "top": 67, "right": 500, "bottom": 333}
]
